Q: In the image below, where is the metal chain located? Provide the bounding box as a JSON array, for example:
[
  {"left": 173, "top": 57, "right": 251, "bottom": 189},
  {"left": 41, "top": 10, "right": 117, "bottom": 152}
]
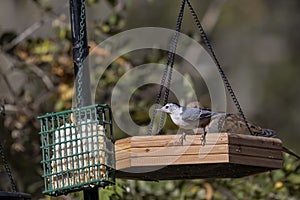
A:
[
  {"left": 147, "top": 0, "right": 186, "bottom": 135},
  {"left": 159, "top": 0, "right": 186, "bottom": 132},
  {"left": 0, "top": 144, "right": 17, "bottom": 192},
  {"left": 146, "top": 65, "right": 169, "bottom": 135},
  {"left": 76, "top": 0, "right": 87, "bottom": 108},
  {"left": 0, "top": 104, "right": 17, "bottom": 192},
  {"left": 186, "top": 0, "right": 253, "bottom": 135},
  {"left": 163, "top": 3, "right": 186, "bottom": 106}
]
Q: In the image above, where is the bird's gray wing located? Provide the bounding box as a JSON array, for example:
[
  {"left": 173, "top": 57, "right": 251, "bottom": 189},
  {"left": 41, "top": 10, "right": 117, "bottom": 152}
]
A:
[{"left": 181, "top": 107, "right": 212, "bottom": 122}]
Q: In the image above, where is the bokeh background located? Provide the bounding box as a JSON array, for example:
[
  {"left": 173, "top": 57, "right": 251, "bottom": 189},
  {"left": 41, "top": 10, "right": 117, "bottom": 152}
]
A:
[{"left": 1, "top": 0, "right": 300, "bottom": 199}]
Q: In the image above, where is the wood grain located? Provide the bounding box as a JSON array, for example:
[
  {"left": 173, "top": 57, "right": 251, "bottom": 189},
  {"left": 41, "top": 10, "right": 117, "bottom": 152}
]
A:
[{"left": 115, "top": 133, "right": 283, "bottom": 180}]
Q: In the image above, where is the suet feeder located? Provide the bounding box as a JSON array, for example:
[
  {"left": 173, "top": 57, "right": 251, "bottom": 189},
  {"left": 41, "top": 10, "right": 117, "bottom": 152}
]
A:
[
  {"left": 38, "top": 0, "right": 115, "bottom": 197},
  {"left": 38, "top": 104, "right": 115, "bottom": 196}
]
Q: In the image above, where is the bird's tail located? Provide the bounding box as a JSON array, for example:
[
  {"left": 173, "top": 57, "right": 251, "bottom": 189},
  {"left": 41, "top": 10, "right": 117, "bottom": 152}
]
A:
[
  {"left": 253, "top": 129, "right": 300, "bottom": 160},
  {"left": 261, "top": 128, "right": 277, "bottom": 137},
  {"left": 282, "top": 146, "right": 300, "bottom": 160},
  {"left": 252, "top": 128, "right": 277, "bottom": 137}
]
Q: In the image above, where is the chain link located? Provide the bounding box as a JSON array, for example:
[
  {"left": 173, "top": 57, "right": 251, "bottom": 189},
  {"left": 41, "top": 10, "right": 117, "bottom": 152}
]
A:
[
  {"left": 0, "top": 103, "right": 17, "bottom": 192},
  {"left": 149, "top": 0, "right": 253, "bottom": 136},
  {"left": 76, "top": 0, "right": 87, "bottom": 108},
  {"left": 0, "top": 144, "right": 17, "bottom": 192},
  {"left": 186, "top": 0, "right": 253, "bottom": 135},
  {"left": 147, "top": 0, "right": 186, "bottom": 135}
]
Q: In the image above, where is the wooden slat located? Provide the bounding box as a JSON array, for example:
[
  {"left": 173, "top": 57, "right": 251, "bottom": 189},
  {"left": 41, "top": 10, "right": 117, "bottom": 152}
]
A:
[
  {"left": 116, "top": 145, "right": 282, "bottom": 165},
  {"left": 117, "top": 154, "right": 229, "bottom": 169},
  {"left": 114, "top": 137, "right": 132, "bottom": 150},
  {"left": 229, "top": 145, "right": 282, "bottom": 159},
  {"left": 132, "top": 153, "right": 229, "bottom": 166},
  {"left": 115, "top": 133, "right": 282, "bottom": 149},
  {"left": 116, "top": 149, "right": 282, "bottom": 170},
  {"left": 132, "top": 144, "right": 228, "bottom": 157},
  {"left": 116, "top": 144, "right": 229, "bottom": 161},
  {"left": 115, "top": 133, "right": 229, "bottom": 148},
  {"left": 229, "top": 154, "right": 283, "bottom": 169},
  {"left": 228, "top": 134, "right": 282, "bottom": 149},
  {"left": 116, "top": 159, "right": 132, "bottom": 171}
]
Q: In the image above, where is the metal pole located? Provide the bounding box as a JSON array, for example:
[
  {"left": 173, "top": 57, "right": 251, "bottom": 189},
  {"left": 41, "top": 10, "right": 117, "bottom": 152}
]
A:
[
  {"left": 83, "top": 187, "right": 99, "bottom": 200},
  {"left": 70, "top": 0, "right": 92, "bottom": 108},
  {"left": 69, "top": 0, "right": 97, "bottom": 199}
]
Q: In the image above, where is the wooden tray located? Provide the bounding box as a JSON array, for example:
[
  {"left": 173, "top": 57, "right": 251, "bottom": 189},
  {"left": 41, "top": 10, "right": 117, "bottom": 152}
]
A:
[{"left": 115, "top": 133, "right": 283, "bottom": 180}]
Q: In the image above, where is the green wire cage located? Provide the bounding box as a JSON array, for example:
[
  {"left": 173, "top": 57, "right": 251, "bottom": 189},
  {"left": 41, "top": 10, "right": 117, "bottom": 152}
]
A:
[{"left": 38, "top": 104, "right": 115, "bottom": 196}]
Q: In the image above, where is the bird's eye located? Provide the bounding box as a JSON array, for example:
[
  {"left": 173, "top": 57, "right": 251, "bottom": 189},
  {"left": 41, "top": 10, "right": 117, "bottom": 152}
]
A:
[{"left": 165, "top": 106, "right": 169, "bottom": 109}]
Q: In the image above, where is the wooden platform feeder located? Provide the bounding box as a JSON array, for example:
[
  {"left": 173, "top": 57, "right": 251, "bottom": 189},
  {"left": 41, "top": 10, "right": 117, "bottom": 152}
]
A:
[{"left": 115, "top": 133, "right": 283, "bottom": 180}]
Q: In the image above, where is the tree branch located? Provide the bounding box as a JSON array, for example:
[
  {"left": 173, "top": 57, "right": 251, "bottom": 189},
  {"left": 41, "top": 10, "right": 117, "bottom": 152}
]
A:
[{"left": 202, "top": 0, "right": 228, "bottom": 34}]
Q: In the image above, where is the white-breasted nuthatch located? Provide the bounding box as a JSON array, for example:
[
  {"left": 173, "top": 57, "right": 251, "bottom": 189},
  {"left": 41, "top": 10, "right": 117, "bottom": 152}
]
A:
[
  {"left": 156, "top": 103, "right": 213, "bottom": 145},
  {"left": 156, "top": 103, "right": 277, "bottom": 145}
]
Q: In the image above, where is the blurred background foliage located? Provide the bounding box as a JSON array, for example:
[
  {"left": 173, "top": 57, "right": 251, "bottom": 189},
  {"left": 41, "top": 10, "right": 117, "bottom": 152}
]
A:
[{"left": 0, "top": 0, "right": 300, "bottom": 199}]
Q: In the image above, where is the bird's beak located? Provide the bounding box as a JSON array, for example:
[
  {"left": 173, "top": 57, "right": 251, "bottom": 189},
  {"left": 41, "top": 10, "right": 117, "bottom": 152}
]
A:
[{"left": 155, "top": 108, "right": 162, "bottom": 111}]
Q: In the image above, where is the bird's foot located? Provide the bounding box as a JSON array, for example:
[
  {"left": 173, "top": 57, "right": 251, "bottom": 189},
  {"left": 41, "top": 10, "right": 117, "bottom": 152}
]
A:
[
  {"left": 200, "top": 135, "right": 206, "bottom": 146},
  {"left": 179, "top": 132, "right": 187, "bottom": 145},
  {"left": 200, "top": 129, "right": 207, "bottom": 146}
]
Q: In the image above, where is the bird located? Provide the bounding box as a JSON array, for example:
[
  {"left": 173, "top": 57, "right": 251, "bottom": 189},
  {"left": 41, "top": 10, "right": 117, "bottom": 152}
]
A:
[
  {"left": 185, "top": 101, "right": 276, "bottom": 137},
  {"left": 207, "top": 112, "right": 276, "bottom": 137},
  {"left": 188, "top": 102, "right": 300, "bottom": 159},
  {"left": 156, "top": 103, "right": 213, "bottom": 145},
  {"left": 186, "top": 101, "right": 204, "bottom": 109},
  {"left": 156, "top": 102, "right": 276, "bottom": 145}
]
